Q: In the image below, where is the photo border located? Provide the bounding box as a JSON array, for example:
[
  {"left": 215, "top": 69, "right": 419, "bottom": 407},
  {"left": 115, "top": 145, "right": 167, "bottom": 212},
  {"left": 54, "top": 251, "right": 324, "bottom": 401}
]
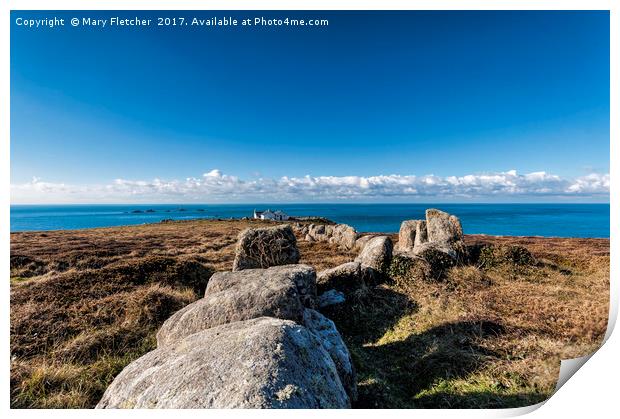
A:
[{"left": 2, "top": 2, "right": 616, "bottom": 418}]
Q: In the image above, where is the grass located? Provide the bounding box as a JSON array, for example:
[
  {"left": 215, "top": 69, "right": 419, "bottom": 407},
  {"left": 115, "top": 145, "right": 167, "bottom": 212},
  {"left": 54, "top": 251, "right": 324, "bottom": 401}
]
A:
[{"left": 10, "top": 220, "right": 609, "bottom": 408}]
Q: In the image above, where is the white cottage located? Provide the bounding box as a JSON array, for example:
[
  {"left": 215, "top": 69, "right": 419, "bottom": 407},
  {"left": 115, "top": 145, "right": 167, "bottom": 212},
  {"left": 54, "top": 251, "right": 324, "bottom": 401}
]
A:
[{"left": 253, "top": 209, "right": 289, "bottom": 221}]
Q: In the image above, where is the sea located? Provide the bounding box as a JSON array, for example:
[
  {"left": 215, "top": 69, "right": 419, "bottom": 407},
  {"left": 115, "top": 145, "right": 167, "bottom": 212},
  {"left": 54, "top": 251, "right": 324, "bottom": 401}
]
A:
[{"left": 9, "top": 204, "right": 610, "bottom": 238}]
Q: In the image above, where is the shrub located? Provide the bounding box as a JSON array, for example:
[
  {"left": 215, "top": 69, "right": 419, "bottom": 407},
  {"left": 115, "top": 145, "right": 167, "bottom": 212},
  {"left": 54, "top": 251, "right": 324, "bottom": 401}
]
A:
[
  {"left": 476, "top": 245, "right": 535, "bottom": 269},
  {"left": 477, "top": 245, "right": 499, "bottom": 269},
  {"left": 421, "top": 248, "right": 457, "bottom": 281},
  {"left": 388, "top": 254, "right": 429, "bottom": 286},
  {"left": 502, "top": 245, "right": 535, "bottom": 266}
]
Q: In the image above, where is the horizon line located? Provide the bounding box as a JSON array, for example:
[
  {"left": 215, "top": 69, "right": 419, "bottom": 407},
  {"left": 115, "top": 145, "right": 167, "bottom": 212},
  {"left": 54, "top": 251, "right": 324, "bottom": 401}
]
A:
[{"left": 10, "top": 201, "right": 611, "bottom": 206}]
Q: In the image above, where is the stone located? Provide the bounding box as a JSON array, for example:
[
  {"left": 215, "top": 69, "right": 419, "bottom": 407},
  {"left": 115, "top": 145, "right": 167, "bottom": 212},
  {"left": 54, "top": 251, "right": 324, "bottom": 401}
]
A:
[
  {"left": 232, "top": 225, "right": 300, "bottom": 271},
  {"left": 415, "top": 220, "right": 428, "bottom": 247},
  {"left": 317, "top": 289, "right": 346, "bottom": 308},
  {"left": 157, "top": 266, "right": 312, "bottom": 346},
  {"left": 303, "top": 309, "right": 357, "bottom": 402},
  {"left": 355, "top": 236, "right": 393, "bottom": 274},
  {"left": 305, "top": 223, "right": 358, "bottom": 250},
  {"left": 412, "top": 241, "right": 457, "bottom": 260},
  {"left": 206, "top": 264, "right": 317, "bottom": 308},
  {"left": 317, "top": 262, "right": 364, "bottom": 294},
  {"left": 425, "top": 208, "right": 463, "bottom": 244},
  {"left": 397, "top": 220, "right": 420, "bottom": 251},
  {"left": 313, "top": 225, "right": 326, "bottom": 235},
  {"left": 97, "top": 317, "right": 350, "bottom": 408},
  {"left": 354, "top": 235, "right": 374, "bottom": 251},
  {"left": 332, "top": 224, "right": 358, "bottom": 250}
]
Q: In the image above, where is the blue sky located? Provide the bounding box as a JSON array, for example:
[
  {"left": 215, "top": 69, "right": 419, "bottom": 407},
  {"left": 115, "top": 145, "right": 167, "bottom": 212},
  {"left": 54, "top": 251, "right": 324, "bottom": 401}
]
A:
[{"left": 10, "top": 11, "right": 609, "bottom": 203}]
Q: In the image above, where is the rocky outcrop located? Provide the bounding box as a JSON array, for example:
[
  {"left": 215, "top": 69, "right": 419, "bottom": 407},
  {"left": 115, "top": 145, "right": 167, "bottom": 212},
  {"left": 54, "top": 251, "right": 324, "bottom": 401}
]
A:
[
  {"left": 99, "top": 209, "right": 472, "bottom": 409},
  {"left": 100, "top": 234, "right": 356, "bottom": 410},
  {"left": 302, "top": 223, "right": 358, "bottom": 250},
  {"left": 317, "top": 236, "right": 397, "bottom": 294},
  {"left": 393, "top": 209, "right": 467, "bottom": 281},
  {"left": 396, "top": 209, "right": 464, "bottom": 261},
  {"left": 157, "top": 265, "right": 314, "bottom": 347},
  {"left": 233, "top": 225, "right": 300, "bottom": 271},
  {"left": 97, "top": 317, "right": 350, "bottom": 408}
]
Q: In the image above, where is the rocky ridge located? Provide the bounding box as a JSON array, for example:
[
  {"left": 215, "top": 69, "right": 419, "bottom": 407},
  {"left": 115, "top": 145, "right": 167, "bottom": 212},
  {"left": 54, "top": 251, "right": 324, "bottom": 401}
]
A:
[{"left": 98, "top": 209, "right": 466, "bottom": 409}]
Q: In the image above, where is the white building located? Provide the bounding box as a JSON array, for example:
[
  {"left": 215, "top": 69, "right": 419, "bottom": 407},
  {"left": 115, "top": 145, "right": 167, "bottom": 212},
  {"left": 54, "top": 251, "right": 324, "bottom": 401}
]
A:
[{"left": 253, "top": 209, "right": 289, "bottom": 221}]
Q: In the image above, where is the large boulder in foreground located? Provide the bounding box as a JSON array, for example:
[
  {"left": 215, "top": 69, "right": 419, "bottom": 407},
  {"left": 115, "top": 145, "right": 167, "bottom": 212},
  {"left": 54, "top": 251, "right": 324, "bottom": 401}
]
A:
[
  {"left": 98, "top": 317, "right": 350, "bottom": 408},
  {"left": 232, "top": 225, "right": 299, "bottom": 271},
  {"left": 157, "top": 265, "right": 315, "bottom": 346},
  {"left": 355, "top": 236, "right": 393, "bottom": 275},
  {"left": 303, "top": 309, "right": 357, "bottom": 402}
]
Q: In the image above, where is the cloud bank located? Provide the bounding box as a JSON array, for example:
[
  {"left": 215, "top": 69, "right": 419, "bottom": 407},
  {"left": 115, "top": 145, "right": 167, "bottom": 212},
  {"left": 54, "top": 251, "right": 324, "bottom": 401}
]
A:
[{"left": 11, "top": 169, "right": 610, "bottom": 204}]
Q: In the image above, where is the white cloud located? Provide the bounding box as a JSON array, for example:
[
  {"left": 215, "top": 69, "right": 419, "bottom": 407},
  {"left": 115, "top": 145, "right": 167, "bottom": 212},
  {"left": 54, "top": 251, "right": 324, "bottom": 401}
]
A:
[
  {"left": 10, "top": 170, "right": 610, "bottom": 204},
  {"left": 566, "top": 173, "right": 610, "bottom": 194}
]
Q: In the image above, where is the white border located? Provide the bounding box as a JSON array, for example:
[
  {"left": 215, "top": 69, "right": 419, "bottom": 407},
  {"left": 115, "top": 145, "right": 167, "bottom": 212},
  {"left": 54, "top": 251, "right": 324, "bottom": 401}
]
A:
[{"left": 2, "top": 2, "right": 616, "bottom": 419}]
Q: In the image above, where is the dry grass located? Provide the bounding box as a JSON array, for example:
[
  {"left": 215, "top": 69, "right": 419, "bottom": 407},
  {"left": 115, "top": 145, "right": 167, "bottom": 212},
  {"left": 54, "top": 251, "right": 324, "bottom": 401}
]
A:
[{"left": 10, "top": 220, "right": 609, "bottom": 409}]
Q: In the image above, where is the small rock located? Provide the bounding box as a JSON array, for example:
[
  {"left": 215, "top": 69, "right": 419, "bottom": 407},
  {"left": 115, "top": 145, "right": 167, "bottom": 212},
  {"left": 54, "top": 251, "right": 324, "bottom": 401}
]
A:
[
  {"left": 314, "top": 225, "right": 326, "bottom": 235},
  {"left": 317, "top": 262, "right": 364, "bottom": 293},
  {"left": 317, "top": 289, "right": 346, "bottom": 308},
  {"left": 354, "top": 235, "right": 374, "bottom": 251}
]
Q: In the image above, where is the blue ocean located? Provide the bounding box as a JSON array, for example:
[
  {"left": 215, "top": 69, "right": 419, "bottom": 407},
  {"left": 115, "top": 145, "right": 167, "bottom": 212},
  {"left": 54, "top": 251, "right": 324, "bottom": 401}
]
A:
[{"left": 10, "top": 204, "right": 609, "bottom": 238}]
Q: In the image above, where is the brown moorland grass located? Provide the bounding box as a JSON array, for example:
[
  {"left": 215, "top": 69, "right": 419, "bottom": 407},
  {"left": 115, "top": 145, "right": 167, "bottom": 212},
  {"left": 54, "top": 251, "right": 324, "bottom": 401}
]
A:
[{"left": 10, "top": 220, "right": 609, "bottom": 408}]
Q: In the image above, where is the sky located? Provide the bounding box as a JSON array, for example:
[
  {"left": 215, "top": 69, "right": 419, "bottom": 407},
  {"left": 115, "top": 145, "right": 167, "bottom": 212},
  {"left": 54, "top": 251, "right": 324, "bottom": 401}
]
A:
[{"left": 10, "top": 10, "right": 610, "bottom": 203}]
